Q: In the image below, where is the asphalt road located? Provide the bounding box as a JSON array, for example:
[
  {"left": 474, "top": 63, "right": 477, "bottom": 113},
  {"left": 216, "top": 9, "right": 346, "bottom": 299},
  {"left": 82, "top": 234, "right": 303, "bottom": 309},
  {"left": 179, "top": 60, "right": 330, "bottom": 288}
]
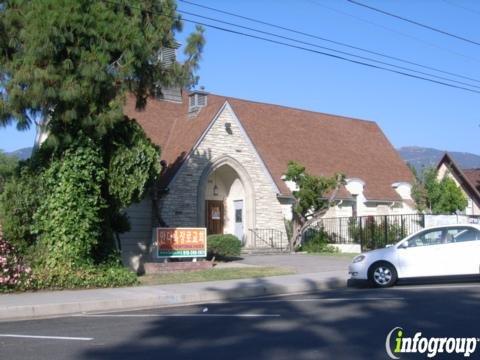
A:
[{"left": 1, "top": 281, "right": 480, "bottom": 360}]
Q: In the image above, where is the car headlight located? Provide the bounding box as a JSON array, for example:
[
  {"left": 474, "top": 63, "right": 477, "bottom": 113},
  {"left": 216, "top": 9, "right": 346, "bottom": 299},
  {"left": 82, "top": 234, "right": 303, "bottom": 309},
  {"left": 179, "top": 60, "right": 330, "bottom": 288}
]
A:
[{"left": 352, "top": 255, "right": 365, "bottom": 263}]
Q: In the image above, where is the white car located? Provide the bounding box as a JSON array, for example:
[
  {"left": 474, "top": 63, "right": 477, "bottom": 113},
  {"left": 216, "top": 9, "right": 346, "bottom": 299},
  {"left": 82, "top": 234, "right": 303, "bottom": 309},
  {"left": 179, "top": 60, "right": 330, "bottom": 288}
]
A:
[{"left": 349, "top": 224, "right": 480, "bottom": 287}]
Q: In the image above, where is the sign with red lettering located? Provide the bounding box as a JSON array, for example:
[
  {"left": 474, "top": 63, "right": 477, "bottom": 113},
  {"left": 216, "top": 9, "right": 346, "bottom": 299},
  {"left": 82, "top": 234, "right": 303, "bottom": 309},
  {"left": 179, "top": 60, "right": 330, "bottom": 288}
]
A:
[{"left": 156, "top": 227, "right": 207, "bottom": 258}]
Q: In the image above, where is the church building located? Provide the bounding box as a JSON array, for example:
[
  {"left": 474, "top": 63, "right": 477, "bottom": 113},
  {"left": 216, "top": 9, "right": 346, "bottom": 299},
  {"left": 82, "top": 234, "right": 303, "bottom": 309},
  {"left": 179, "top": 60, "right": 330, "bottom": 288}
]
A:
[{"left": 121, "top": 89, "right": 414, "bottom": 270}]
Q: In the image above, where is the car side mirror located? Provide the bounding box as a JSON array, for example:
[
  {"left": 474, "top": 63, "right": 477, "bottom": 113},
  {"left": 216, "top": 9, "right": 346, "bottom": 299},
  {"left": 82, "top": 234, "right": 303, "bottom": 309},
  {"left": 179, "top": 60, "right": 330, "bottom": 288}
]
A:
[{"left": 398, "top": 242, "right": 408, "bottom": 249}]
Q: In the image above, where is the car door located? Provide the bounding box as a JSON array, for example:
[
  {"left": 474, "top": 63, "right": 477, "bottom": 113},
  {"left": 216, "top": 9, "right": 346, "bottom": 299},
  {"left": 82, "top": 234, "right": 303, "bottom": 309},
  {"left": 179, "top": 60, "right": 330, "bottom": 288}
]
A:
[
  {"left": 397, "top": 228, "right": 446, "bottom": 278},
  {"left": 442, "top": 227, "right": 480, "bottom": 275}
]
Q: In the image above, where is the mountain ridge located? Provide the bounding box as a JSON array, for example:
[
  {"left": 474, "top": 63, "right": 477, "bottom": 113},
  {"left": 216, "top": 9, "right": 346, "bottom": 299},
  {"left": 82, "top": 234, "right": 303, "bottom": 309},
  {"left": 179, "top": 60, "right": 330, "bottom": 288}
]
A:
[
  {"left": 4, "top": 147, "right": 33, "bottom": 160},
  {"left": 398, "top": 146, "right": 480, "bottom": 173}
]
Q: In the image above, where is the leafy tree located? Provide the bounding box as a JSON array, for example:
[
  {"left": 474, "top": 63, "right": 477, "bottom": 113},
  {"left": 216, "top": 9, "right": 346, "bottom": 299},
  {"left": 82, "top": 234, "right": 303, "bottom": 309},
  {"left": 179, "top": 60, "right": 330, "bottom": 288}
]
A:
[
  {"left": 284, "top": 161, "right": 345, "bottom": 249},
  {"left": 411, "top": 167, "right": 467, "bottom": 214},
  {"left": 434, "top": 176, "right": 468, "bottom": 214},
  {"left": 0, "top": 0, "right": 204, "bottom": 268}
]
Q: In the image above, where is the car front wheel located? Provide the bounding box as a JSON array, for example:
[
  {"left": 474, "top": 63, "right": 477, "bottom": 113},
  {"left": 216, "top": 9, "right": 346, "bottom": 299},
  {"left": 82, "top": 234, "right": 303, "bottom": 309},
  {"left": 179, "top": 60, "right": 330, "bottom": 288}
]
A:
[{"left": 369, "top": 262, "right": 397, "bottom": 288}]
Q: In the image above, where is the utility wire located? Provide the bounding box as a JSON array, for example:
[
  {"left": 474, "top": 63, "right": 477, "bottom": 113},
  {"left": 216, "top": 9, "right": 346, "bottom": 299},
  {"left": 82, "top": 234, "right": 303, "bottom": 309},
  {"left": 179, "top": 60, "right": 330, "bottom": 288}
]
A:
[
  {"left": 441, "top": 0, "right": 480, "bottom": 17},
  {"left": 305, "top": 0, "right": 480, "bottom": 64},
  {"left": 180, "top": 0, "right": 480, "bottom": 83},
  {"left": 185, "top": 22, "right": 480, "bottom": 94},
  {"left": 347, "top": 0, "right": 480, "bottom": 46},
  {"left": 103, "top": 0, "right": 480, "bottom": 95},
  {"left": 177, "top": 8, "right": 480, "bottom": 90}
]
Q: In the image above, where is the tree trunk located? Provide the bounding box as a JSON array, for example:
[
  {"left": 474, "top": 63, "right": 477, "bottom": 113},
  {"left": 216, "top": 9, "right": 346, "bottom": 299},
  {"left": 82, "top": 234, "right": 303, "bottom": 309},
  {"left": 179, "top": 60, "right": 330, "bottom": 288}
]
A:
[
  {"left": 292, "top": 208, "right": 330, "bottom": 249},
  {"left": 291, "top": 213, "right": 302, "bottom": 251},
  {"left": 290, "top": 174, "right": 344, "bottom": 250}
]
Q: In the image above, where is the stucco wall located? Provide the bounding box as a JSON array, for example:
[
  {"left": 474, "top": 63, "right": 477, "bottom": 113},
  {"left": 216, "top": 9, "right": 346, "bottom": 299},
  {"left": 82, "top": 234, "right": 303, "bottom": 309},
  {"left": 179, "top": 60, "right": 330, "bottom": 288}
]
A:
[
  {"left": 321, "top": 197, "right": 415, "bottom": 218},
  {"left": 284, "top": 173, "right": 414, "bottom": 219},
  {"left": 159, "top": 103, "right": 288, "bottom": 247}
]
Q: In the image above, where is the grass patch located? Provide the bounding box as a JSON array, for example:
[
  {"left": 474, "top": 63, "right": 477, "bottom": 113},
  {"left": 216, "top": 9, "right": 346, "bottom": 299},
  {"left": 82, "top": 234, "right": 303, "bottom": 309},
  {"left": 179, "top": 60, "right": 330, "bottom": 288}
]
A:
[{"left": 139, "top": 266, "right": 295, "bottom": 286}]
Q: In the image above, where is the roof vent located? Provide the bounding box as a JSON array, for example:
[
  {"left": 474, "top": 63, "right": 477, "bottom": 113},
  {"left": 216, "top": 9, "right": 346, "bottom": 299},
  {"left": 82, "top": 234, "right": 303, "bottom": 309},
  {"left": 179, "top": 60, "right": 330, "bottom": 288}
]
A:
[
  {"left": 154, "top": 44, "right": 182, "bottom": 103},
  {"left": 157, "top": 43, "right": 180, "bottom": 68},
  {"left": 188, "top": 90, "right": 208, "bottom": 114}
]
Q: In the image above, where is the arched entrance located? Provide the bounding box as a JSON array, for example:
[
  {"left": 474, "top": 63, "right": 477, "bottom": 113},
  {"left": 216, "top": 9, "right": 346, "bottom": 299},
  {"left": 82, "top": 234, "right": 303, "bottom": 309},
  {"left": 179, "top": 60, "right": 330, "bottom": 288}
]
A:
[{"left": 197, "top": 156, "right": 255, "bottom": 245}]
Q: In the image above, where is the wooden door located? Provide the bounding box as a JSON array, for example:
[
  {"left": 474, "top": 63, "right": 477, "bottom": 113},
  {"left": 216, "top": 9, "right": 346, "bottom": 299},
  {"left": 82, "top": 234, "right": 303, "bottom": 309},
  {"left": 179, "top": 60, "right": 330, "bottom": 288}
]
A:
[{"left": 206, "top": 200, "right": 224, "bottom": 235}]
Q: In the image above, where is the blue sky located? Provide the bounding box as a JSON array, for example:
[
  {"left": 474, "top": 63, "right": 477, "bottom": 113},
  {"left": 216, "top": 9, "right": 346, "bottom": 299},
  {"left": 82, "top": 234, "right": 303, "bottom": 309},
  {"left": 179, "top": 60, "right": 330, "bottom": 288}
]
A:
[{"left": 1, "top": 0, "right": 479, "bottom": 154}]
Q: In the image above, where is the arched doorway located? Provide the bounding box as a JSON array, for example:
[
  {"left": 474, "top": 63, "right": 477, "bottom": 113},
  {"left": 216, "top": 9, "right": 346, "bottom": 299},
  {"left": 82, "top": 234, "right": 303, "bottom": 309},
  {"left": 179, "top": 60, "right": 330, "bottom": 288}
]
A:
[{"left": 197, "top": 156, "right": 255, "bottom": 245}]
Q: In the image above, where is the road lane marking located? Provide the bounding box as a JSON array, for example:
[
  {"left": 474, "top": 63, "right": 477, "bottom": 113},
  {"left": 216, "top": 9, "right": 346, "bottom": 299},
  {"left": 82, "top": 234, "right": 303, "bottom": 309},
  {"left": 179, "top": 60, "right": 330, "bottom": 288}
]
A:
[
  {"left": 0, "top": 334, "right": 93, "bottom": 341},
  {"left": 73, "top": 313, "right": 280, "bottom": 318},
  {"left": 235, "top": 297, "right": 405, "bottom": 303}
]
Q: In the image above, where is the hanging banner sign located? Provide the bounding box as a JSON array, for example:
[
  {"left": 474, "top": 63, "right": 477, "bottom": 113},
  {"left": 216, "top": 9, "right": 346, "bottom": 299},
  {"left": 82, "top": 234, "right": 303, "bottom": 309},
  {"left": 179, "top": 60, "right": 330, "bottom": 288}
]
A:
[
  {"left": 156, "top": 227, "right": 207, "bottom": 258},
  {"left": 211, "top": 206, "right": 221, "bottom": 220}
]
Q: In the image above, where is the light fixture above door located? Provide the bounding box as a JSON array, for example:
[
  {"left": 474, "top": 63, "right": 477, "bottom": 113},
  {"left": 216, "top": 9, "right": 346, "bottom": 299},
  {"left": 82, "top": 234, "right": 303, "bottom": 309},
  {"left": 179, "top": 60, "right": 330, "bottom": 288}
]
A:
[{"left": 213, "top": 171, "right": 219, "bottom": 196}]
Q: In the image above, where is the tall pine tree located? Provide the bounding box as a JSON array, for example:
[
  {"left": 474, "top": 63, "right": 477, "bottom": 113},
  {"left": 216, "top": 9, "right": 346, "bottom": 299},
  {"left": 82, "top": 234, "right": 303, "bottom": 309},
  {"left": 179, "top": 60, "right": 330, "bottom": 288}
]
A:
[
  {"left": 0, "top": 0, "right": 203, "bottom": 143},
  {"left": 0, "top": 0, "right": 204, "bottom": 262}
]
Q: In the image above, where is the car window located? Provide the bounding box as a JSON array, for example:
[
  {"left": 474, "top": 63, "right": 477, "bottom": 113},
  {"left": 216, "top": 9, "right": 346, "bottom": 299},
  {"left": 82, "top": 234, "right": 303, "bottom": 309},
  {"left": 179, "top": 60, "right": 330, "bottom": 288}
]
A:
[
  {"left": 407, "top": 229, "right": 444, "bottom": 247},
  {"left": 446, "top": 227, "right": 480, "bottom": 243}
]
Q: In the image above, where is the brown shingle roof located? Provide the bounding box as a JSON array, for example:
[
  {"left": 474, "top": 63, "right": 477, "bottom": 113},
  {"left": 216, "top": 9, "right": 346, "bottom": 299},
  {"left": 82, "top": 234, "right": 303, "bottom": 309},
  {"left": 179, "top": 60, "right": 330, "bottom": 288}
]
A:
[
  {"left": 124, "top": 92, "right": 226, "bottom": 186},
  {"left": 125, "top": 92, "right": 413, "bottom": 201},
  {"left": 464, "top": 169, "right": 480, "bottom": 192}
]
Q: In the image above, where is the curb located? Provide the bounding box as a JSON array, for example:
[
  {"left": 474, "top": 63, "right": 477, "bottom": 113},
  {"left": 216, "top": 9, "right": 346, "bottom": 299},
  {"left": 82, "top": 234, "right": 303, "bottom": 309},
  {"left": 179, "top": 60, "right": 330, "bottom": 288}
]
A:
[{"left": 0, "top": 273, "right": 347, "bottom": 322}]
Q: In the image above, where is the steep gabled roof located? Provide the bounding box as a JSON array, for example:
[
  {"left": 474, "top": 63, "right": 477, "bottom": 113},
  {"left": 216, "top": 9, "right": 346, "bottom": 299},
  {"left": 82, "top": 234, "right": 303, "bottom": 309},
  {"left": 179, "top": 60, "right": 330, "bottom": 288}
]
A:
[
  {"left": 124, "top": 92, "right": 413, "bottom": 201},
  {"left": 437, "top": 153, "right": 480, "bottom": 205},
  {"left": 464, "top": 169, "right": 480, "bottom": 192},
  {"left": 123, "top": 92, "right": 226, "bottom": 186}
]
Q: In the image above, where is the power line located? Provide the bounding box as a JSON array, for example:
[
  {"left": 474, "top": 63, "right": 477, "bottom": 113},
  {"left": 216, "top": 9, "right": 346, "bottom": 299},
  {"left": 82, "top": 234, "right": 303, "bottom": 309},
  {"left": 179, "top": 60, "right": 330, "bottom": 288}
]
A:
[
  {"left": 347, "top": 0, "right": 480, "bottom": 46},
  {"left": 305, "top": 0, "right": 480, "bottom": 64},
  {"left": 193, "top": 23, "right": 480, "bottom": 94},
  {"left": 177, "top": 8, "right": 480, "bottom": 90},
  {"left": 102, "top": 0, "right": 480, "bottom": 95},
  {"left": 441, "top": 0, "right": 480, "bottom": 17},
  {"left": 180, "top": 0, "right": 480, "bottom": 83}
]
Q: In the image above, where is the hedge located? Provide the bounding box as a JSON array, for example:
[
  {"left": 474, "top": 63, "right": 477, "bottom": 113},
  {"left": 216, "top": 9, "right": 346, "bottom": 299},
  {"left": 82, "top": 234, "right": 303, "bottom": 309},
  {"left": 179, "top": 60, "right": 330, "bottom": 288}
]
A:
[{"left": 207, "top": 234, "right": 242, "bottom": 259}]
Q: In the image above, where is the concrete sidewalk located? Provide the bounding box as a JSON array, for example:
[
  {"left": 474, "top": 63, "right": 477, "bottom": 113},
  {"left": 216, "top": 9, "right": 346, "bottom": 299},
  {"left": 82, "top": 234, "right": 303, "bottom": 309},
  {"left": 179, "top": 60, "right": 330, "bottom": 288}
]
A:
[{"left": 0, "top": 270, "right": 347, "bottom": 322}]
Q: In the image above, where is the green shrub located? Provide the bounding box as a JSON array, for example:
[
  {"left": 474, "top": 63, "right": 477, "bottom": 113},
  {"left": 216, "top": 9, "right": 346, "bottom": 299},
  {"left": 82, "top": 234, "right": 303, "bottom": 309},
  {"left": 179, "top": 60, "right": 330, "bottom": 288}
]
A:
[
  {"left": 30, "top": 263, "right": 138, "bottom": 290},
  {"left": 0, "top": 150, "right": 18, "bottom": 193},
  {"left": 207, "top": 234, "right": 242, "bottom": 259},
  {"left": 106, "top": 120, "right": 161, "bottom": 210},
  {"left": 300, "top": 230, "right": 339, "bottom": 253},
  {"left": 0, "top": 168, "right": 43, "bottom": 253},
  {"left": 348, "top": 217, "right": 407, "bottom": 250},
  {"left": 32, "top": 138, "right": 106, "bottom": 268}
]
